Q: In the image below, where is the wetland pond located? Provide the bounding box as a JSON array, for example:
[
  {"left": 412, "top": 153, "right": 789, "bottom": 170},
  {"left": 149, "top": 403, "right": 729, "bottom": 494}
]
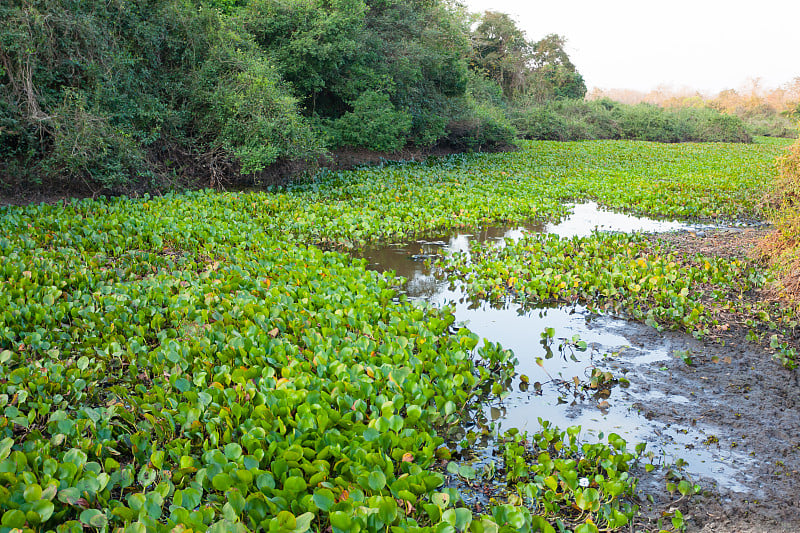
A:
[{"left": 358, "top": 202, "right": 800, "bottom": 527}]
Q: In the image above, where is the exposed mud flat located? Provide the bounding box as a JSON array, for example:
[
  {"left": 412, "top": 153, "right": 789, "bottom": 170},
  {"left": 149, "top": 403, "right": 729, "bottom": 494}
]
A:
[
  {"left": 645, "top": 226, "right": 772, "bottom": 262},
  {"left": 360, "top": 204, "right": 800, "bottom": 531},
  {"left": 626, "top": 323, "right": 800, "bottom": 531}
]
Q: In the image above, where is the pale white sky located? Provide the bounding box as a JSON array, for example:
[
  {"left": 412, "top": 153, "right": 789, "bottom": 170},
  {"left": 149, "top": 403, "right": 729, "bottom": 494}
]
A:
[{"left": 462, "top": 0, "right": 800, "bottom": 94}]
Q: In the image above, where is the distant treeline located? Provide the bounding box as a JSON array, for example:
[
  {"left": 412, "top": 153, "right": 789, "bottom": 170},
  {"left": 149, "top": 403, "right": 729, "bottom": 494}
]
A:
[
  {"left": 511, "top": 99, "right": 753, "bottom": 143},
  {"left": 590, "top": 81, "right": 800, "bottom": 139},
  {"left": 0, "top": 0, "right": 763, "bottom": 193}
]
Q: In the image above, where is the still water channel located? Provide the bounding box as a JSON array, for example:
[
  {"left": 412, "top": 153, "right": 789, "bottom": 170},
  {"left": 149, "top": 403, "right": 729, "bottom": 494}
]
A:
[{"left": 359, "top": 202, "right": 754, "bottom": 493}]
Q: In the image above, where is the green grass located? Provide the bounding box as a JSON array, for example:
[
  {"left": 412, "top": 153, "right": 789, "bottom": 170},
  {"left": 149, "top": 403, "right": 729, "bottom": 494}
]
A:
[{"left": 0, "top": 139, "right": 790, "bottom": 531}]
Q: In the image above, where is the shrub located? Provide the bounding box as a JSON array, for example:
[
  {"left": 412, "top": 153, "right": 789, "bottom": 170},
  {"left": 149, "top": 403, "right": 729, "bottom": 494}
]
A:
[
  {"left": 511, "top": 98, "right": 752, "bottom": 143},
  {"left": 327, "top": 91, "right": 413, "bottom": 152},
  {"left": 0, "top": 0, "right": 323, "bottom": 191},
  {"left": 444, "top": 98, "right": 517, "bottom": 151},
  {"left": 760, "top": 135, "right": 800, "bottom": 300},
  {"left": 41, "top": 91, "right": 149, "bottom": 191},
  {"left": 196, "top": 47, "right": 324, "bottom": 176}
]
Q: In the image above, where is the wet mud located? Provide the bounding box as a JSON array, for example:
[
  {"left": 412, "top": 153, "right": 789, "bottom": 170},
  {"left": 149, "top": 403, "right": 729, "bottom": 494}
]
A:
[
  {"left": 360, "top": 204, "right": 800, "bottom": 532},
  {"left": 626, "top": 317, "right": 800, "bottom": 531}
]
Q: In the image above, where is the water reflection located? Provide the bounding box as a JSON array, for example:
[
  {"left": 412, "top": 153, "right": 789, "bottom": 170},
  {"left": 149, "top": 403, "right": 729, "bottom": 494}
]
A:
[
  {"left": 546, "top": 201, "right": 697, "bottom": 238},
  {"left": 429, "top": 292, "right": 754, "bottom": 491},
  {"left": 359, "top": 203, "right": 753, "bottom": 492},
  {"left": 358, "top": 222, "right": 543, "bottom": 299}
]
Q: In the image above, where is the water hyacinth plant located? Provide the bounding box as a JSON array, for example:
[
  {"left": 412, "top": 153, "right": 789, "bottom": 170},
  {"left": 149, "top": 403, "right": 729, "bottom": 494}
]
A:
[{"left": 0, "top": 138, "right": 792, "bottom": 531}]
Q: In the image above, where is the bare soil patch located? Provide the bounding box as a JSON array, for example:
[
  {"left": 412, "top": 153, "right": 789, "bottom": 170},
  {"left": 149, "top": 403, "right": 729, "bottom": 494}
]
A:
[
  {"left": 628, "top": 228, "right": 800, "bottom": 531},
  {"left": 646, "top": 227, "right": 772, "bottom": 262},
  {"left": 629, "top": 323, "right": 800, "bottom": 532}
]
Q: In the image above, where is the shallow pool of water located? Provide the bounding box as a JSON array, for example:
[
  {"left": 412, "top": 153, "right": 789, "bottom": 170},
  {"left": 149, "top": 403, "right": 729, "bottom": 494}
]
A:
[
  {"left": 546, "top": 202, "right": 700, "bottom": 238},
  {"left": 360, "top": 203, "right": 755, "bottom": 493},
  {"left": 440, "top": 295, "right": 755, "bottom": 493}
]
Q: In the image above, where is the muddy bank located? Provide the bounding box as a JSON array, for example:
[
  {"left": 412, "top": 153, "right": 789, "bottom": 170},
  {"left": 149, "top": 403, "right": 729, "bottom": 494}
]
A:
[
  {"left": 627, "top": 324, "right": 800, "bottom": 532},
  {"left": 0, "top": 144, "right": 515, "bottom": 207},
  {"left": 646, "top": 227, "right": 772, "bottom": 262},
  {"left": 445, "top": 298, "right": 800, "bottom": 532}
]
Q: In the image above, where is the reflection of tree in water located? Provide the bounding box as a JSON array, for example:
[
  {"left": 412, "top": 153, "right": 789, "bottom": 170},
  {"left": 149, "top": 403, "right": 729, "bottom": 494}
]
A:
[
  {"left": 405, "top": 275, "right": 444, "bottom": 299},
  {"left": 356, "top": 222, "right": 544, "bottom": 298}
]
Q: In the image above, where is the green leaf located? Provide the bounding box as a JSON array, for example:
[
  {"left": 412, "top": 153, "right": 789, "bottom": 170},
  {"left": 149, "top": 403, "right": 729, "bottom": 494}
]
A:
[
  {"left": 368, "top": 470, "right": 386, "bottom": 491},
  {"left": 1, "top": 509, "right": 26, "bottom": 528},
  {"left": 453, "top": 508, "right": 472, "bottom": 530},
  {"left": 125, "top": 523, "right": 148, "bottom": 533},
  {"left": 24, "top": 483, "right": 42, "bottom": 502},
  {"left": 458, "top": 465, "right": 476, "bottom": 480},
  {"left": 138, "top": 465, "right": 157, "bottom": 488},
  {"left": 128, "top": 493, "right": 146, "bottom": 512},
  {"left": 227, "top": 489, "right": 246, "bottom": 515},
  {"left": 431, "top": 492, "right": 451, "bottom": 508},
  {"left": 58, "top": 487, "right": 81, "bottom": 505},
  {"left": 212, "top": 473, "right": 234, "bottom": 492},
  {"left": 0, "top": 438, "right": 13, "bottom": 461},
  {"left": 224, "top": 443, "right": 243, "bottom": 460},
  {"left": 174, "top": 487, "right": 202, "bottom": 509},
  {"left": 284, "top": 476, "right": 307, "bottom": 493},
  {"left": 363, "top": 427, "right": 380, "bottom": 442},
  {"left": 150, "top": 450, "right": 164, "bottom": 470},
  {"left": 313, "top": 488, "right": 335, "bottom": 511},
  {"left": 80, "top": 509, "right": 108, "bottom": 528},
  {"left": 276, "top": 510, "right": 296, "bottom": 530},
  {"left": 574, "top": 523, "right": 599, "bottom": 533},
  {"left": 330, "top": 511, "right": 351, "bottom": 531},
  {"left": 530, "top": 516, "right": 555, "bottom": 533},
  {"left": 293, "top": 512, "right": 314, "bottom": 533},
  {"left": 32, "top": 499, "right": 55, "bottom": 522}
]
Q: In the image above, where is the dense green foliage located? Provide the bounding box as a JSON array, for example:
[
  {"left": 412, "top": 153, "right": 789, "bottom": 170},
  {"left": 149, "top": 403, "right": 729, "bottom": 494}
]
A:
[
  {"left": 438, "top": 232, "right": 790, "bottom": 350},
  {"left": 510, "top": 99, "right": 752, "bottom": 143},
  {"left": 1, "top": 0, "right": 757, "bottom": 193},
  {"left": 0, "top": 0, "right": 520, "bottom": 192},
  {"left": 243, "top": 0, "right": 481, "bottom": 151},
  {"left": 0, "top": 0, "right": 324, "bottom": 191},
  {"left": 0, "top": 139, "right": 792, "bottom": 531}
]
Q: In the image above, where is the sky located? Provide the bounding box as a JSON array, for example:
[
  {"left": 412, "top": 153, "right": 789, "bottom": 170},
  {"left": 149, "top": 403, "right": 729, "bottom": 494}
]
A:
[{"left": 462, "top": 0, "right": 800, "bottom": 95}]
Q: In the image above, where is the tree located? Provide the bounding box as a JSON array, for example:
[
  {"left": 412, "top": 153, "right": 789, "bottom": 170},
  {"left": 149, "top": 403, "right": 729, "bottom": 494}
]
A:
[
  {"left": 470, "top": 11, "right": 531, "bottom": 97},
  {"left": 470, "top": 14, "right": 585, "bottom": 102},
  {"left": 527, "top": 34, "right": 586, "bottom": 101},
  {"left": 244, "top": 0, "right": 472, "bottom": 148}
]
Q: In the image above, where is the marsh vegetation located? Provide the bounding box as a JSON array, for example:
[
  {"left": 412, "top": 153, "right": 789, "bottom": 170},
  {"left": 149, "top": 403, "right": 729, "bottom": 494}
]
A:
[{"left": 2, "top": 138, "right": 800, "bottom": 531}]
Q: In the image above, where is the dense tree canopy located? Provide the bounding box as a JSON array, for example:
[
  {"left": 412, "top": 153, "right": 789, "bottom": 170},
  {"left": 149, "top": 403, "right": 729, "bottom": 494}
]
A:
[
  {"left": 529, "top": 34, "right": 587, "bottom": 101},
  {"left": 470, "top": 11, "right": 531, "bottom": 97},
  {"left": 0, "top": 0, "right": 322, "bottom": 190},
  {"left": 243, "top": 0, "right": 473, "bottom": 150},
  {"left": 0, "top": 0, "right": 750, "bottom": 193}
]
